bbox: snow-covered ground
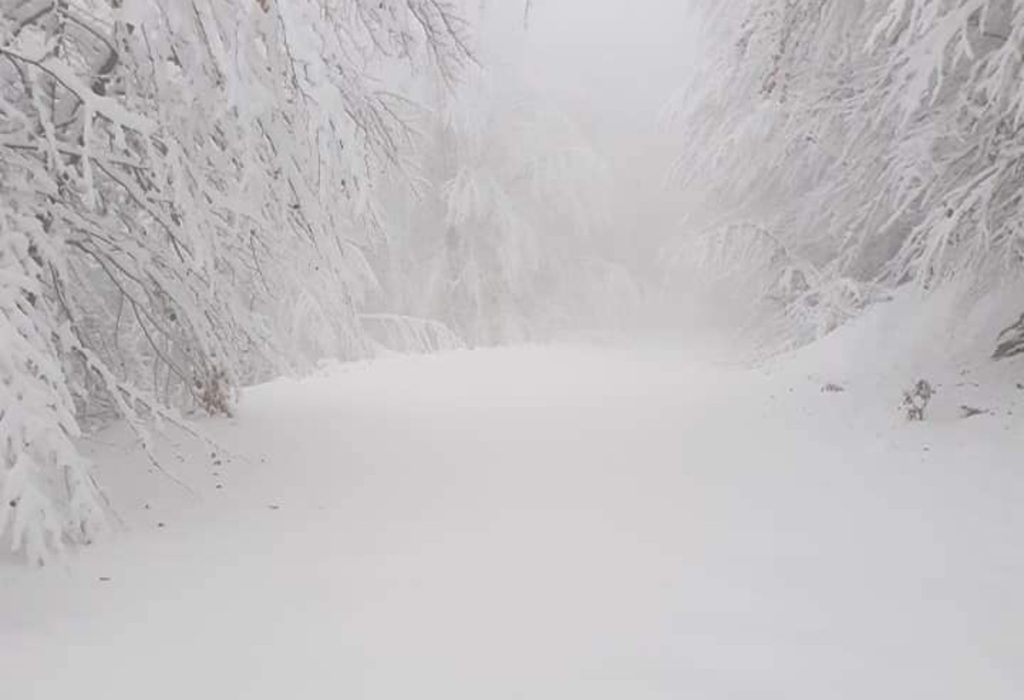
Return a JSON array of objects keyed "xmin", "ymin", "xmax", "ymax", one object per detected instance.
[{"xmin": 3, "ymin": 320, "xmax": 1023, "ymax": 698}]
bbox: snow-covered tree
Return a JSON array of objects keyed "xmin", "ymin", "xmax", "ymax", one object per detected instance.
[
  {"xmin": 668, "ymin": 0, "xmax": 1024, "ymax": 352},
  {"xmin": 0, "ymin": 0, "xmax": 469, "ymax": 559}
]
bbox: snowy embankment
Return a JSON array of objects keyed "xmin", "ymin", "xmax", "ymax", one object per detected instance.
[{"xmin": 2, "ymin": 303, "xmax": 1023, "ymax": 699}]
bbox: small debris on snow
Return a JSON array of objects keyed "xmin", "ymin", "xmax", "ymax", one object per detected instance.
[
  {"xmin": 821, "ymin": 382, "xmax": 845, "ymax": 393},
  {"xmin": 959, "ymin": 405, "xmax": 987, "ymax": 419},
  {"xmin": 902, "ymin": 379, "xmax": 935, "ymax": 421}
]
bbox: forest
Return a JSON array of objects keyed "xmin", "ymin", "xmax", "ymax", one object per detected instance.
[{"xmin": 2, "ymin": 2, "xmax": 1023, "ymax": 697}]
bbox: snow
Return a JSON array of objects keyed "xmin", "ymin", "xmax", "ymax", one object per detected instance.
[{"xmin": 2, "ymin": 332, "xmax": 1023, "ymax": 699}]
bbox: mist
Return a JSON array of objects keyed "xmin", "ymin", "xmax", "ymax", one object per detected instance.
[
  {"xmin": 475, "ymin": 0, "xmax": 706, "ymax": 294},
  {"xmin": 3, "ymin": 2, "xmax": 1023, "ymax": 698}
]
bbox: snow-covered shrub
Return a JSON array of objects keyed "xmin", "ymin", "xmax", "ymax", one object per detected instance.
[
  {"xmin": 359, "ymin": 313, "xmax": 465, "ymax": 355},
  {"xmin": 661, "ymin": 222, "xmax": 889, "ymax": 349}
]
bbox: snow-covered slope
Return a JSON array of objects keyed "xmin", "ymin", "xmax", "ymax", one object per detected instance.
[{"xmin": 2, "ymin": 338, "xmax": 1022, "ymax": 699}]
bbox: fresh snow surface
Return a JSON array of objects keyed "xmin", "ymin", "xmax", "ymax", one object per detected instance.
[{"xmin": 2, "ymin": 339, "xmax": 1023, "ymax": 700}]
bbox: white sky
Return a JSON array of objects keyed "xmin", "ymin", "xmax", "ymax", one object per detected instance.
[{"xmin": 480, "ymin": 0, "xmax": 704, "ymax": 133}]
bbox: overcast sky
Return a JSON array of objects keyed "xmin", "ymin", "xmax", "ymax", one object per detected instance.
[{"xmin": 478, "ymin": 0, "xmax": 703, "ymax": 135}]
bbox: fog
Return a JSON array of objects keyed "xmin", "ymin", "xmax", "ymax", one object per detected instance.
[
  {"xmin": 5, "ymin": 3, "xmax": 1024, "ymax": 699},
  {"xmin": 508, "ymin": 2, "xmax": 702, "ymax": 128},
  {"xmin": 379, "ymin": 0, "xmax": 713, "ymax": 339},
  {"xmin": 479, "ymin": 0, "xmax": 705, "ymax": 261}
]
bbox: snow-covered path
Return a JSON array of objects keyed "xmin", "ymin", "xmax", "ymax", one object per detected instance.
[{"xmin": 3, "ymin": 345, "xmax": 1023, "ymax": 699}]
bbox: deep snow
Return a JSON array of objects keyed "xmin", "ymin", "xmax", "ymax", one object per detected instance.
[{"xmin": 2, "ymin": 331, "xmax": 1023, "ymax": 699}]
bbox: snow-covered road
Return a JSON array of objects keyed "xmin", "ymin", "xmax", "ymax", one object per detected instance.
[{"xmin": 3, "ymin": 344, "xmax": 1023, "ymax": 699}]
